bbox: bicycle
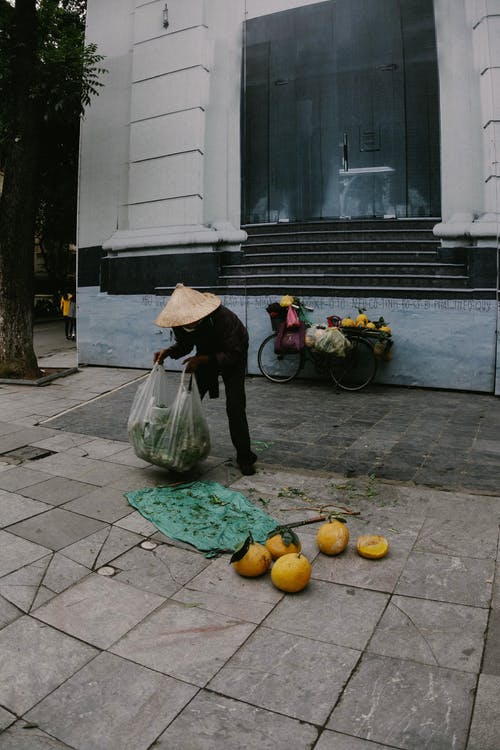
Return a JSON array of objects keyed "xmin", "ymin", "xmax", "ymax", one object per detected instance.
[{"xmin": 258, "ymin": 305, "xmax": 382, "ymax": 391}]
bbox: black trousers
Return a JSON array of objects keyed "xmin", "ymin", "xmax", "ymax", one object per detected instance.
[{"xmin": 197, "ymin": 364, "xmax": 252, "ymax": 462}]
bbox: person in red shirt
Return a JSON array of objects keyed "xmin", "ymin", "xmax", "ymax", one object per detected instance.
[{"xmin": 154, "ymin": 283, "xmax": 257, "ymax": 475}]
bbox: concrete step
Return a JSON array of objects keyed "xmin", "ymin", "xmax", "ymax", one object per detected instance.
[
  {"xmin": 242, "ymin": 218, "xmax": 439, "ymax": 235},
  {"xmin": 223, "ymin": 262, "xmax": 466, "ymax": 277},
  {"xmin": 244, "ymin": 232, "xmax": 439, "ymax": 246},
  {"xmin": 219, "ymin": 273, "xmax": 469, "ymax": 289}
]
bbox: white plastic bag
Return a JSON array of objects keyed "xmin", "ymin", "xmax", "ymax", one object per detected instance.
[
  {"xmin": 127, "ymin": 364, "xmax": 211, "ymax": 472},
  {"xmin": 313, "ymin": 327, "xmax": 352, "ymax": 357},
  {"xmin": 127, "ymin": 364, "xmax": 171, "ymax": 462},
  {"xmin": 305, "ymin": 324, "xmax": 327, "ymax": 348}
]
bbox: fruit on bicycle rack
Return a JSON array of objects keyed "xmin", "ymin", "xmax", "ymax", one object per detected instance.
[
  {"xmin": 339, "ymin": 311, "xmax": 392, "ymax": 335},
  {"xmin": 271, "ymin": 552, "xmax": 312, "ymax": 593},
  {"xmin": 317, "ymin": 518, "xmax": 350, "ymax": 555},
  {"xmin": 231, "ymin": 533, "xmax": 272, "ymax": 577},
  {"xmin": 356, "ymin": 312, "xmax": 369, "ymax": 327},
  {"xmin": 265, "ymin": 527, "xmax": 302, "ymax": 560},
  {"xmin": 356, "ymin": 534, "xmax": 389, "ymax": 559}
]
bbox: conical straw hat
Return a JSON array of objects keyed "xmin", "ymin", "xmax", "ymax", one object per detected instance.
[{"xmin": 154, "ymin": 283, "xmax": 221, "ymax": 327}]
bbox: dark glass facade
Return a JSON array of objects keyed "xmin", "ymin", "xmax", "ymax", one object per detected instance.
[{"xmin": 242, "ymin": 0, "xmax": 440, "ymax": 223}]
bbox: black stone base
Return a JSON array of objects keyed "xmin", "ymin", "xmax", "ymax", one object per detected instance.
[
  {"xmin": 78, "ymin": 247, "xmax": 222, "ymax": 294},
  {"xmin": 466, "ymin": 246, "xmax": 498, "ymax": 290}
]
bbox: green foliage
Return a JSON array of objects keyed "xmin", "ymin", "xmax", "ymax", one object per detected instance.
[{"xmin": 0, "ymin": 0, "xmax": 106, "ymax": 293}]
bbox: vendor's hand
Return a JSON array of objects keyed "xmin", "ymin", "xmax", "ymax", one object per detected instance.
[
  {"xmin": 154, "ymin": 348, "xmax": 171, "ymax": 365},
  {"xmin": 183, "ymin": 355, "xmax": 209, "ymax": 372}
]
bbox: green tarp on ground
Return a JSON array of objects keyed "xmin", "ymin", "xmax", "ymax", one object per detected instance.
[{"xmin": 125, "ymin": 480, "xmax": 280, "ymax": 557}]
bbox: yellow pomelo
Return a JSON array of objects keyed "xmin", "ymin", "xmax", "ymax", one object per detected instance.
[
  {"xmin": 317, "ymin": 520, "xmax": 349, "ymax": 555},
  {"xmin": 356, "ymin": 534, "xmax": 389, "ymax": 559},
  {"xmin": 271, "ymin": 553, "xmax": 312, "ymax": 593}
]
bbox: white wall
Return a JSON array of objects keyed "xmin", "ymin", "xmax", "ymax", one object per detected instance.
[
  {"xmin": 434, "ymin": 0, "xmax": 484, "ymax": 221},
  {"xmin": 78, "ymin": 0, "xmax": 134, "ymax": 249},
  {"xmin": 76, "ymin": 288, "xmax": 498, "ymax": 393},
  {"xmin": 203, "ymin": 0, "xmax": 246, "ymax": 228}
]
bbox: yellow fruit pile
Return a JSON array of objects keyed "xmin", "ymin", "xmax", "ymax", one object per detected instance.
[
  {"xmin": 230, "ymin": 521, "xmax": 390, "ymax": 594},
  {"xmin": 340, "ymin": 310, "xmax": 392, "ymax": 334},
  {"xmin": 315, "ymin": 520, "xmax": 389, "ymax": 559},
  {"xmin": 231, "ymin": 530, "xmax": 312, "ymax": 593}
]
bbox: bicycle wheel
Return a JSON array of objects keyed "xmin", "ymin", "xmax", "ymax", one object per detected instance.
[
  {"xmin": 258, "ymin": 334, "xmax": 302, "ymax": 383},
  {"xmin": 329, "ymin": 336, "xmax": 377, "ymax": 391}
]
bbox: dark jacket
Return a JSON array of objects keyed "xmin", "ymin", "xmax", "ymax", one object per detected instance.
[{"xmin": 168, "ymin": 305, "xmax": 249, "ymax": 397}]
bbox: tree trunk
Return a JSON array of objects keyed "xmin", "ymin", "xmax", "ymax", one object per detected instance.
[{"xmin": 0, "ymin": 0, "xmax": 42, "ymax": 379}]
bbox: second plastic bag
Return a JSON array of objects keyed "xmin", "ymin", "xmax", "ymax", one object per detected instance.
[
  {"xmin": 127, "ymin": 364, "xmax": 171, "ymax": 463},
  {"xmin": 127, "ymin": 364, "xmax": 211, "ymax": 472},
  {"xmin": 313, "ymin": 327, "xmax": 352, "ymax": 357}
]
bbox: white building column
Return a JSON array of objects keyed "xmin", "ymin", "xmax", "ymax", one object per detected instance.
[
  {"xmin": 102, "ymin": 0, "xmax": 246, "ymax": 271},
  {"xmin": 434, "ymin": 0, "xmax": 499, "ymax": 247}
]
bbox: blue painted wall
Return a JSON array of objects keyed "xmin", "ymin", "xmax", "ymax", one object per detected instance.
[{"xmin": 77, "ymin": 288, "xmax": 499, "ymax": 393}]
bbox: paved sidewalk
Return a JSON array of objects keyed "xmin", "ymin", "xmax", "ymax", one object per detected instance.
[{"xmin": 0, "ymin": 346, "xmax": 498, "ymax": 750}]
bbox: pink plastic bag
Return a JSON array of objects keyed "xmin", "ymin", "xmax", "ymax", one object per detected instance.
[{"xmin": 286, "ymin": 305, "xmax": 300, "ymax": 329}]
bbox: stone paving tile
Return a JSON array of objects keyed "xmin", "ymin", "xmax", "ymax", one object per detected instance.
[
  {"xmin": 0, "ymin": 722, "xmax": 75, "ymax": 749},
  {"xmin": 0, "ymin": 615, "xmax": 97, "ymax": 715},
  {"xmin": 67, "ymin": 437, "xmax": 133, "ymax": 460},
  {"xmin": 104, "ymin": 445, "xmax": 153, "ymax": 468},
  {"xmin": 93, "ymin": 527, "xmax": 144, "ymax": 568},
  {"xmin": 0, "ymin": 491, "xmax": 51, "ymax": 527},
  {"xmin": 395, "ymin": 551, "xmax": 494, "ymax": 608},
  {"xmin": 58, "ymin": 527, "xmax": 110, "ymax": 568},
  {"xmin": 0, "ymin": 707, "xmax": 16, "ymax": 732},
  {"xmin": 482, "ymin": 609, "xmax": 500, "ymax": 676},
  {"xmin": 0, "ymin": 427, "xmax": 59, "ymax": 455},
  {"xmin": 184, "ymin": 554, "xmax": 283, "ymax": 605},
  {"xmin": 74, "ymin": 460, "xmax": 138, "ymax": 488},
  {"xmin": 413, "ymin": 515, "xmax": 499, "ymax": 558},
  {"xmin": 493, "ymin": 560, "xmax": 500, "ymax": 610},
  {"xmin": 312, "ymin": 513, "xmax": 424, "ymax": 593},
  {"xmin": 0, "ymin": 593, "xmax": 23, "ymax": 629},
  {"xmin": 111, "ymin": 598, "xmax": 256, "ymax": 686},
  {"xmin": 114, "ymin": 510, "xmax": 159, "ymax": 537},
  {"xmin": 33, "ymin": 573, "xmax": 164, "ymax": 648},
  {"xmin": 0, "ymin": 466, "xmax": 55, "ymax": 492},
  {"xmin": 153, "ymin": 690, "xmax": 319, "ymax": 749},
  {"xmin": 408, "ymin": 487, "xmax": 500, "ymax": 521},
  {"xmin": 0, "ymin": 530, "xmax": 51, "ymax": 578},
  {"xmin": 264, "ymin": 579, "xmax": 389, "ymax": 651},
  {"xmin": 19, "ymin": 475, "xmax": 98, "ymax": 505},
  {"xmin": 0, "ymin": 555, "xmax": 51, "ymax": 611},
  {"xmin": 208, "ymin": 625, "xmax": 360, "ymax": 725},
  {"xmin": 315, "ymin": 732, "xmax": 390, "ymax": 750},
  {"xmin": 7, "ymin": 507, "xmax": 107, "ymax": 551},
  {"xmin": 25, "ymin": 651, "xmax": 198, "ymax": 750},
  {"xmin": 108, "ymin": 465, "xmax": 176, "ymax": 491},
  {"xmin": 458, "ymin": 472, "xmax": 500, "ymax": 494},
  {"xmin": 61, "ymin": 486, "xmax": 132, "ymax": 523},
  {"xmin": 172, "ymin": 585, "xmax": 279, "ymax": 624},
  {"xmin": 31, "ymin": 431, "xmax": 96, "ymax": 452},
  {"xmin": 26, "ymin": 451, "xmax": 125, "ymax": 485},
  {"xmin": 0, "ymin": 421, "xmax": 25, "ymax": 436},
  {"xmin": 42, "ymin": 553, "xmax": 91, "ymax": 594},
  {"xmin": 467, "ymin": 673, "xmax": 500, "ymax": 750},
  {"xmin": 112, "ymin": 544, "xmax": 210, "ymax": 597},
  {"xmin": 328, "ymin": 652, "xmax": 476, "ymax": 750},
  {"xmin": 367, "ymin": 595, "xmax": 488, "ymax": 673}
]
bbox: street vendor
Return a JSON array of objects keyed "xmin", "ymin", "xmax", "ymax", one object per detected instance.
[{"xmin": 153, "ymin": 283, "xmax": 257, "ymax": 476}]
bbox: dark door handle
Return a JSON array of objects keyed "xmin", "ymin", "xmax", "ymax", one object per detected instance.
[{"xmin": 342, "ymin": 132, "xmax": 349, "ymax": 171}]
